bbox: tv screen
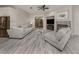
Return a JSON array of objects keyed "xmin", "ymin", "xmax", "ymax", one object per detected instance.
[{"xmin": 47, "ymin": 19, "xmax": 54, "ymax": 24}]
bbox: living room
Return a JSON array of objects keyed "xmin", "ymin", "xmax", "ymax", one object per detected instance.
[{"xmin": 0, "ymin": 5, "xmax": 79, "ymax": 54}]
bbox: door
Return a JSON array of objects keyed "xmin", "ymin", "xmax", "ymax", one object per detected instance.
[{"xmin": 0, "ymin": 16, "xmax": 10, "ymax": 37}]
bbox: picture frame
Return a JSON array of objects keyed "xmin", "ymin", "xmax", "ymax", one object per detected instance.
[{"xmin": 56, "ymin": 11, "xmax": 68, "ymax": 19}]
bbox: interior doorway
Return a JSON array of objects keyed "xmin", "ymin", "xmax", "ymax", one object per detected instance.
[
  {"xmin": 0, "ymin": 16, "xmax": 10, "ymax": 37},
  {"xmin": 35, "ymin": 16, "xmax": 43, "ymax": 28}
]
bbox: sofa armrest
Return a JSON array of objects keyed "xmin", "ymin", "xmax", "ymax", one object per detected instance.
[
  {"xmin": 44, "ymin": 30, "xmax": 71, "ymax": 51},
  {"xmin": 58, "ymin": 30, "xmax": 71, "ymax": 50}
]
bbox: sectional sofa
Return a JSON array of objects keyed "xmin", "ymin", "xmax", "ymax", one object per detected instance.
[{"xmin": 7, "ymin": 25, "xmax": 34, "ymax": 39}]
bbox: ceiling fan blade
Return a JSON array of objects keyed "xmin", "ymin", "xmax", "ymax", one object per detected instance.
[
  {"xmin": 43, "ymin": 5, "xmax": 45, "ymax": 8},
  {"xmin": 37, "ymin": 5, "xmax": 49, "ymax": 11},
  {"xmin": 45, "ymin": 7, "xmax": 49, "ymax": 9}
]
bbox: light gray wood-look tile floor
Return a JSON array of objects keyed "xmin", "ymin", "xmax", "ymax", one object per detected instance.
[{"xmin": 0, "ymin": 29, "xmax": 79, "ymax": 54}]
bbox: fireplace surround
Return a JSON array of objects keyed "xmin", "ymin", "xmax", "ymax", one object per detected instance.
[{"xmin": 46, "ymin": 16, "xmax": 54, "ymax": 30}]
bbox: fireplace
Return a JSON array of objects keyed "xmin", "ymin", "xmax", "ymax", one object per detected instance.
[{"xmin": 46, "ymin": 18, "xmax": 54, "ymax": 30}]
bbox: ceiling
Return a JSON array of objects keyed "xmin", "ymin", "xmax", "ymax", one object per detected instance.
[
  {"xmin": 0, "ymin": 5, "xmax": 65, "ymax": 15},
  {"xmin": 12, "ymin": 5, "xmax": 65, "ymax": 15}
]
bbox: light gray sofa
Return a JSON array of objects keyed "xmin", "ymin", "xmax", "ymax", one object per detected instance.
[
  {"xmin": 7, "ymin": 26, "xmax": 34, "ymax": 39},
  {"xmin": 44, "ymin": 27, "xmax": 71, "ymax": 51}
]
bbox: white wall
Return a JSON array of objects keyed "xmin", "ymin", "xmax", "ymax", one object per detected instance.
[
  {"xmin": 55, "ymin": 6, "xmax": 73, "ymax": 32},
  {"xmin": 55, "ymin": 6, "xmax": 72, "ymax": 21},
  {"xmin": 73, "ymin": 6, "xmax": 79, "ymax": 35},
  {"xmin": 9, "ymin": 7, "xmax": 31, "ymax": 27},
  {"xmin": 0, "ymin": 7, "xmax": 31, "ymax": 28},
  {"xmin": 47, "ymin": 11, "xmax": 55, "ymax": 16},
  {"xmin": 0, "ymin": 7, "xmax": 10, "ymax": 16}
]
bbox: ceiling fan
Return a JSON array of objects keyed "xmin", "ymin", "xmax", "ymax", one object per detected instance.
[{"xmin": 38, "ymin": 5, "xmax": 49, "ymax": 11}]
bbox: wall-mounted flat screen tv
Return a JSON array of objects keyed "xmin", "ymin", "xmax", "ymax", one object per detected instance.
[{"xmin": 47, "ymin": 19, "xmax": 54, "ymax": 24}]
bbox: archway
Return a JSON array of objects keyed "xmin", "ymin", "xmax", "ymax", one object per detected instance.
[{"xmin": 35, "ymin": 16, "xmax": 43, "ymax": 28}]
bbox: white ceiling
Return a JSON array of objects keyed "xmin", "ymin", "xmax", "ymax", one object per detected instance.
[
  {"xmin": 0, "ymin": 5, "xmax": 65, "ymax": 15},
  {"xmin": 12, "ymin": 5, "xmax": 65, "ymax": 15}
]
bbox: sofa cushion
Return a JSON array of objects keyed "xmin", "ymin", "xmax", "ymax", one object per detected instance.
[
  {"xmin": 44, "ymin": 32, "xmax": 58, "ymax": 44},
  {"xmin": 56, "ymin": 28, "xmax": 70, "ymax": 41}
]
